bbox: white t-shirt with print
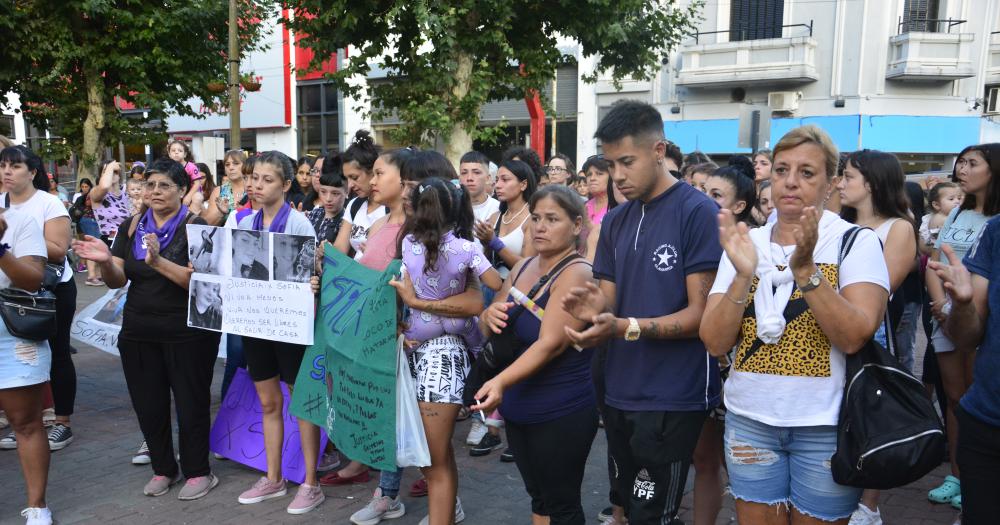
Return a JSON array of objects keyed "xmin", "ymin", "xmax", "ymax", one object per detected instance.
[
  {"xmin": 2, "ymin": 191, "xmax": 73, "ymax": 283},
  {"xmin": 710, "ymin": 212, "xmax": 889, "ymax": 427}
]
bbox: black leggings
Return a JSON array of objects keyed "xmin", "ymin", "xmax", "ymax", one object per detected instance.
[
  {"xmin": 505, "ymin": 405, "xmax": 599, "ymax": 525},
  {"xmin": 49, "ymin": 279, "xmax": 77, "ymax": 417},
  {"xmin": 956, "ymin": 405, "xmax": 1000, "ymax": 525}
]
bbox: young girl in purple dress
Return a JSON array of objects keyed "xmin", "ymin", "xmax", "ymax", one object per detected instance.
[{"xmin": 401, "ymin": 177, "xmax": 502, "ymax": 354}]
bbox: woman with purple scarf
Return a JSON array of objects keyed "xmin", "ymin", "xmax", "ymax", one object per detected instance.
[
  {"xmin": 232, "ymin": 151, "xmax": 324, "ymax": 516},
  {"xmin": 73, "ymin": 159, "xmax": 221, "ymax": 501}
]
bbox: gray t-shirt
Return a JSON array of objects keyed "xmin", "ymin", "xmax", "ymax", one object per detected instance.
[
  {"xmin": 935, "ymin": 207, "xmax": 990, "ymax": 263},
  {"xmin": 237, "ymin": 208, "xmax": 317, "ymax": 238}
]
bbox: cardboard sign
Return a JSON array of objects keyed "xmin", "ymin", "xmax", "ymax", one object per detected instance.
[
  {"xmin": 318, "ymin": 244, "xmax": 400, "ymax": 472},
  {"xmin": 187, "ymin": 224, "xmax": 316, "ymax": 345},
  {"xmin": 209, "ymin": 368, "xmax": 327, "ymax": 484}
]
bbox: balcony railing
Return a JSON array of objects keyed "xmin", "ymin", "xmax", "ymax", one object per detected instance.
[
  {"xmin": 897, "ymin": 17, "xmax": 967, "ymax": 35},
  {"xmin": 677, "ymin": 22, "xmax": 818, "ymax": 88},
  {"xmin": 692, "ymin": 21, "xmax": 814, "ymax": 45}
]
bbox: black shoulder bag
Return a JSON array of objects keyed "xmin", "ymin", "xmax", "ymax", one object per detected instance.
[
  {"xmin": 830, "ymin": 227, "xmax": 945, "ymax": 489},
  {"xmin": 462, "ymin": 253, "xmax": 583, "ymax": 406},
  {"xmin": 0, "ymin": 196, "xmax": 59, "ymax": 340}
]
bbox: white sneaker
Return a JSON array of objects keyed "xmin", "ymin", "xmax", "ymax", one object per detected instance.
[
  {"xmin": 848, "ymin": 503, "xmax": 882, "ymax": 525},
  {"xmin": 132, "ymin": 440, "xmax": 151, "ymax": 465},
  {"xmin": 21, "ymin": 507, "xmax": 52, "ymax": 525},
  {"xmin": 466, "ymin": 418, "xmax": 487, "ymax": 445},
  {"xmin": 350, "ymin": 488, "xmax": 405, "ymax": 525},
  {"xmin": 0, "ymin": 430, "xmax": 17, "ymax": 450},
  {"xmin": 418, "ymin": 497, "xmax": 465, "ymax": 525}
]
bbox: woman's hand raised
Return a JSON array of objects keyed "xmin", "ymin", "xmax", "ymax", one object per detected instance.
[
  {"xmin": 790, "ymin": 206, "xmax": 821, "ymax": 281},
  {"xmin": 719, "ymin": 210, "xmax": 757, "ymax": 278},
  {"xmin": 72, "ymin": 236, "xmax": 112, "ymax": 263}
]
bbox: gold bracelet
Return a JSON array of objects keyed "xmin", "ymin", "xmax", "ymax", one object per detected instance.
[{"xmin": 724, "ymin": 292, "xmax": 747, "ymax": 305}]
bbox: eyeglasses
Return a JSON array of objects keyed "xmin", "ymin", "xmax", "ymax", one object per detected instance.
[
  {"xmin": 309, "ymin": 168, "xmax": 320, "ymax": 175},
  {"xmin": 144, "ymin": 181, "xmax": 178, "ymax": 192},
  {"xmin": 546, "ymin": 166, "xmax": 568, "ymax": 174}
]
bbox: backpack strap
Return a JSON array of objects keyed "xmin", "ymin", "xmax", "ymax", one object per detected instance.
[
  {"xmin": 349, "ymin": 197, "xmax": 365, "ymax": 220},
  {"xmin": 838, "ymin": 226, "xmax": 896, "ymax": 357}
]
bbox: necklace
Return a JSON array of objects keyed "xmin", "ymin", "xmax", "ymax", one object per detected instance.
[{"xmin": 501, "ymin": 202, "xmax": 528, "ymax": 225}]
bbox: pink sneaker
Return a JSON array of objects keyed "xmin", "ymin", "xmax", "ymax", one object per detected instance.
[
  {"xmin": 238, "ymin": 476, "xmax": 287, "ymax": 504},
  {"xmin": 287, "ymin": 483, "xmax": 325, "ymax": 515}
]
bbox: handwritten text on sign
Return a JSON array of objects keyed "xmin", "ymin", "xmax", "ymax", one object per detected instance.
[
  {"xmin": 221, "ymin": 280, "xmax": 314, "ymax": 345},
  {"xmin": 209, "ymin": 368, "xmax": 327, "ymax": 484},
  {"xmin": 320, "ymin": 245, "xmax": 400, "ymax": 472}
]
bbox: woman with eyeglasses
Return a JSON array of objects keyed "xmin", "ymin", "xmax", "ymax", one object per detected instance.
[
  {"xmin": 546, "ymin": 153, "xmax": 575, "ymax": 186},
  {"xmin": 88, "ymin": 160, "xmax": 132, "ymax": 274},
  {"xmin": 74, "ymin": 158, "xmax": 222, "ymax": 501}
]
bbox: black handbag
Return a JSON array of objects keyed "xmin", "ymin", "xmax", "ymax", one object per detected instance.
[
  {"xmin": 462, "ymin": 253, "xmax": 582, "ymax": 406},
  {"xmin": 0, "ymin": 288, "xmax": 57, "ymax": 341},
  {"xmin": 830, "ymin": 227, "xmax": 945, "ymax": 489}
]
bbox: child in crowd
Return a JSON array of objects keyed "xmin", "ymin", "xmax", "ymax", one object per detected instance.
[
  {"xmin": 919, "ymin": 181, "xmax": 962, "ymax": 255},
  {"xmin": 126, "ymin": 178, "xmax": 144, "ymax": 216},
  {"xmin": 398, "ymin": 177, "xmax": 503, "ymax": 355}
]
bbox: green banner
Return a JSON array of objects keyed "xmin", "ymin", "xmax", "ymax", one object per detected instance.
[
  {"xmin": 316, "ymin": 244, "xmax": 400, "ymax": 472},
  {"xmin": 288, "ymin": 334, "xmax": 329, "ymax": 427}
]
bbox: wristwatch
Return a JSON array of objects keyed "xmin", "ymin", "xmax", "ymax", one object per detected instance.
[
  {"xmin": 799, "ymin": 267, "xmax": 824, "ymax": 293},
  {"xmin": 624, "ymin": 317, "xmax": 641, "ymax": 341}
]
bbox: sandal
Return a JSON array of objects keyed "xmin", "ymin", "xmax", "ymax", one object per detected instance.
[
  {"xmin": 928, "ymin": 475, "xmax": 961, "ymax": 503},
  {"xmin": 84, "ymin": 278, "xmax": 105, "ymax": 287},
  {"xmin": 455, "ymin": 407, "xmax": 471, "ymax": 422},
  {"xmin": 409, "ymin": 478, "xmax": 428, "ymax": 497}
]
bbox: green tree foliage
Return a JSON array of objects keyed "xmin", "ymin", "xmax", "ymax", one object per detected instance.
[
  {"xmin": 0, "ymin": 0, "xmax": 273, "ymax": 179},
  {"xmin": 284, "ymin": 0, "xmax": 701, "ymax": 162}
]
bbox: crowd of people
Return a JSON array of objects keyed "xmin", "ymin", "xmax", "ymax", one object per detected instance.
[{"xmin": 0, "ymin": 99, "xmax": 998, "ymax": 525}]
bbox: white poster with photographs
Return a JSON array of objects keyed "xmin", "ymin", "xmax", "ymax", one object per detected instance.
[{"xmin": 187, "ymin": 225, "xmax": 316, "ymax": 345}]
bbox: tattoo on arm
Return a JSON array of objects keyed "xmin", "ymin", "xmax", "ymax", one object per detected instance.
[
  {"xmin": 644, "ymin": 320, "xmax": 683, "ymax": 339},
  {"xmin": 699, "ymin": 272, "xmax": 715, "ymax": 299}
]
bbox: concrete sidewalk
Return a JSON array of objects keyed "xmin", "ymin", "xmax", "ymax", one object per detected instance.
[{"xmin": 0, "ymin": 277, "xmax": 961, "ymax": 524}]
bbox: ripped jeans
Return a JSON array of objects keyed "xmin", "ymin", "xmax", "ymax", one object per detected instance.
[{"xmin": 724, "ymin": 412, "xmax": 861, "ymax": 522}]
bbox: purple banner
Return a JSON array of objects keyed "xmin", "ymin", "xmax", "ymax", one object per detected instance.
[{"xmin": 209, "ymin": 368, "xmax": 327, "ymax": 484}]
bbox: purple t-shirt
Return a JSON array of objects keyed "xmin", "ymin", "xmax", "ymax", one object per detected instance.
[{"xmin": 402, "ymin": 231, "xmax": 492, "ymax": 349}]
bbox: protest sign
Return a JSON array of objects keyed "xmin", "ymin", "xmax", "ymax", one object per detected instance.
[
  {"xmin": 209, "ymin": 368, "xmax": 327, "ymax": 484},
  {"xmin": 288, "ymin": 331, "xmax": 330, "ymax": 427},
  {"xmin": 319, "ymin": 244, "xmax": 400, "ymax": 472},
  {"xmin": 71, "ymin": 284, "xmax": 228, "ymax": 357},
  {"xmin": 70, "ymin": 285, "xmax": 129, "ymax": 356},
  {"xmin": 187, "ymin": 224, "xmax": 316, "ymax": 345}
]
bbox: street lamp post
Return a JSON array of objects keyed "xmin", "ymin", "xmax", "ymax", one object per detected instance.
[{"xmin": 228, "ymin": 0, "xmax": 241, "ymax": 151}]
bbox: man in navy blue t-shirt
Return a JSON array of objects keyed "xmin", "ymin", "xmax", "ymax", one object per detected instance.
[
  {"xmin": 930, "ymin": 215, "xmax": 1000, "ymax": 523},
  {"xmin": 564, "ymin": 101, "xmax": 721, "ymax": 524}
]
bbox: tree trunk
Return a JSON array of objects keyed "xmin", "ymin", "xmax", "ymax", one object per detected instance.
[
  {"xmin": 79, "ymin": 69, "xmax": 105, "ymax": 183},
  {"xmin": 443, "ymin": 50, "xmax": 475, "ymax": 167}
]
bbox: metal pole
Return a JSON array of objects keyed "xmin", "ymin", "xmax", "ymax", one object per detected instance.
[
  {"xmin": 228, "ymin": 0, "xmax": 241, "ymax": 151},
  {"xmin": 550, "ymin": 77, "xmax": 557, "ymax": 159},
  {"xmin": 749, "ymin": 110, "xmax": 760, "ymax": 154},
  {"xmin": 337, "ymin": 48, "xmax": 346, "ymax": 153}
]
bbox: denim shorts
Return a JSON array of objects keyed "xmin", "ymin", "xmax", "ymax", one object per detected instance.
[
  {"xmin": 78, "ymin": 216, "xmax": 101, "ymax": 238},
  {"xmin": 724, "ymin": 412, "xmax": 861, "ymax": 522}
]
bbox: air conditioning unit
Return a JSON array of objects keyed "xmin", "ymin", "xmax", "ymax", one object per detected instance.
[
  {"xmin": 986, "ymin": 87, "xmax": 1000, "ymax": 115},
  {"xmin": 768, "ymin": 91, "xmax": 801, "ymax": 113}
]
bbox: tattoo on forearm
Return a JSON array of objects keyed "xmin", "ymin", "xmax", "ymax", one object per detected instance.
[
  {"xmin": 699, "ymin": 273, "xmax": 715, "ymax": 299},
  {"xmin": 645, "ymin": 320, "xmax": 683, "ymax": 338}
]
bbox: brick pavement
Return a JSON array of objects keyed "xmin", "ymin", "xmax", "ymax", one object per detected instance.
[{"xmin": 0, "ymin": 277, "xmax": 963, "ymax": 524}]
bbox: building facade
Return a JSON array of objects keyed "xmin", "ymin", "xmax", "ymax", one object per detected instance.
[{"xmin": 581, "ymin": 0, "xmax": 1000, "ymax": 172}]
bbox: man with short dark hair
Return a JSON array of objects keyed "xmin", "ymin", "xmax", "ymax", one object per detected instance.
[
  {"xmin": 459, "ymin": 151, "xmax": 500, "ymax": 222},
  {"xmin": 563, "ymin": 100, "xmax": 722, "ymax": 524}
]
